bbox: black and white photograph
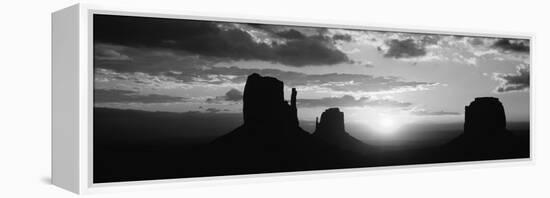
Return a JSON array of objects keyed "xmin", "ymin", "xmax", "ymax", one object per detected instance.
[{"xmin": 92, "ymin": 14, "xmax": 530, "ymax": 183}]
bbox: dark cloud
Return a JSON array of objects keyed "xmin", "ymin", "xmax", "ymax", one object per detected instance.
[
  {"xmin": 411, "ymin": 109, "xmax": 460, "ymax": 116},
  {"xmin": 94, "ymin": 14, "xmax": 349, "ymax": 67},
  {"xmin": 94, "ymin": 45, "xmax": 130, "ymax": 61},
  {"xmin": 94, "ymin": 89, "xmax": 186, "ymax": 104},
  {"xmin": 225, "ymin": 88, "xmax": 243, "ymax": 101},
  {"xmin": 94, "ymin": 44, "xmax": 219, "ymax": 74},
  {"xmin": 492, "ymin": 39, "xmax": 530, "ymax": 53},
  {"xmin": 383, "ymin": 39, "xmax": 427, "ymax": 59},
  {"xmin": 378, "ymin": 35, "xmax": 441, "ymax": 60},
  {"xmin": 494, "ymin": 64, "xmax": 530, "ymax": 93},
  {"xmin": 249, "ymin": 24, "xmax": 327, "ymax": 38},
  {"xmin": 206, "ymin": 88, "xmax": 243, "ymax": 103},
  {"xmin": 297, "ymin": 95, "xmax": 412, "ymax": 108},
  {"xmin": 205, "ymin": 108, "xmax": 222, "ymax": 113},
  {"xmin": 420, "ymin": 35, "xmax": 440, "ymax": 46},
  {"xmin": 275, "ymin": 29, "xmax": 307, "ymax": 40},
  {"xmin": 332, "ymin": 34, "xmax": 352, "ymax": 42},
  {"xmin": 272, "ymin": 39, "xmax": 349, "ymax": 66},
  {"xmin": 468, "ymin": 38, "xmax": 484, "ymax": 46}
]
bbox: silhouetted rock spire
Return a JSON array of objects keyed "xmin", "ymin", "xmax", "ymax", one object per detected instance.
[
  {"xmin": 315, "ymin": 117, "xmax": 319, "ymax": 129},
  {"xmin": 290, "ymin": 88, "xmax": 298, "ymax": 127},
  {"xmin": 464, "ymin": 97, "xmax": 506, "ymax": 136}
]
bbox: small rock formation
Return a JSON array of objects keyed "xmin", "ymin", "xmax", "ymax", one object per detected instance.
[
  {"xmin": 464, "ymin": 97, "xmax": 506, "ymax": 137},
  {"xmin": 314, "ymin": 108, "xmax": 345, "ymax": 135},
  {"xmin": 313, "ymin": 108, "xmax": 369, "ymax": 153}
]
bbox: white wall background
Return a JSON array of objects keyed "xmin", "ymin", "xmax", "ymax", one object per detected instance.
[{"xmin": 0, "ymin": 0, "xmax": 548, "ymax": 197}]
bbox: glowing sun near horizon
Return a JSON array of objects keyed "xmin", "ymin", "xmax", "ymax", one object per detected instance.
[{"xmin": 376, "ymin": 116, "xmax": 401, "ymax": 134}]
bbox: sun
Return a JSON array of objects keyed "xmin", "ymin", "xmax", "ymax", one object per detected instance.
[
  {"xmin": 380, "ymin": 117, "xmax": 394, "ymax": 128},
  {"xmin": 376, "ymin": 116, "xmax": 400, "ymax": 134}
]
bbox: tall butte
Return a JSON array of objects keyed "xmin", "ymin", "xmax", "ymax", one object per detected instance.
[
  {"xmin": 444, "ymin": 97, "xmax": 525, "ymax": 160},
  {"xmin": 464, "ymin": 97, "xmax": 506, "ymax": 136},
  {"xmin": 242, "ymin": 73, "xmax": 299, "ymax": 133},
  {"xmin": 209, "ymin": 73, "xmax": 330, "ymax": 171},
  {"xmin": 213, "ymin": 73, "xmax": 303, "ymax": 147}
]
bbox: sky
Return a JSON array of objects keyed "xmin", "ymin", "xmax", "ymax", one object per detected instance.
[{"xmin": 93, "ymin": 14, "xmax": 530, "ymax": 137}]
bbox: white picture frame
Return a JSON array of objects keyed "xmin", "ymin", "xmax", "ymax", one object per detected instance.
[{"xmin": 52, "ymin": 3, "xmax": 533, "ymax": 194}]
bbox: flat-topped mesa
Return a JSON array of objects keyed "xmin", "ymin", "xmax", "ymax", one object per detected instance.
[
  {"xmin": 315, "ymin": 108, "xmax": 346, "ymax": 135},
  {"xmin": 243, "ymin": 73, "xmax": 284, "ymax": 126},
  {"xmin": 242, "ymin": 73, "xmax": 299, "ymax": 129},
  {"xmin": 464, "ymin": 97, "xmax": 506, "ymax": 136}
]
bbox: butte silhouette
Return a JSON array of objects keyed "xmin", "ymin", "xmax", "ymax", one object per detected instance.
[
  {"xmin": 209, "ymin": 73, "xmax": 368, "ymax": 173},
  {"xmin": 92, "ymin": 73, "xmax": 529, "ymax": 183},
  {"xmin": 209, "ymin": 74, "xmax": 528, "ymax": 170},
  {"xmin": 313, "ymin": 108, "xmax": 371, "ymax": 153},
  {"xmin": 443, "ymin": 97, "xmax": 529, "ymax": 161}
]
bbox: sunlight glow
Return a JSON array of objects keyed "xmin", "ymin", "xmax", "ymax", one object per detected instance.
[{"xmin": 375, "ymin": 116, "xmax": 400, "ymax": 135}]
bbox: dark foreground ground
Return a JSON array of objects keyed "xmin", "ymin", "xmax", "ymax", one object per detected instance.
[{"xmin": 93, "ymin": 108, "xmax": 529, "ymax": 183}]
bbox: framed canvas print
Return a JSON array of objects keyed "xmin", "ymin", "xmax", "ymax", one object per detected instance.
[{"xmin": 52, "ymin": 4, "xmax": 532, "ymax": 194}]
